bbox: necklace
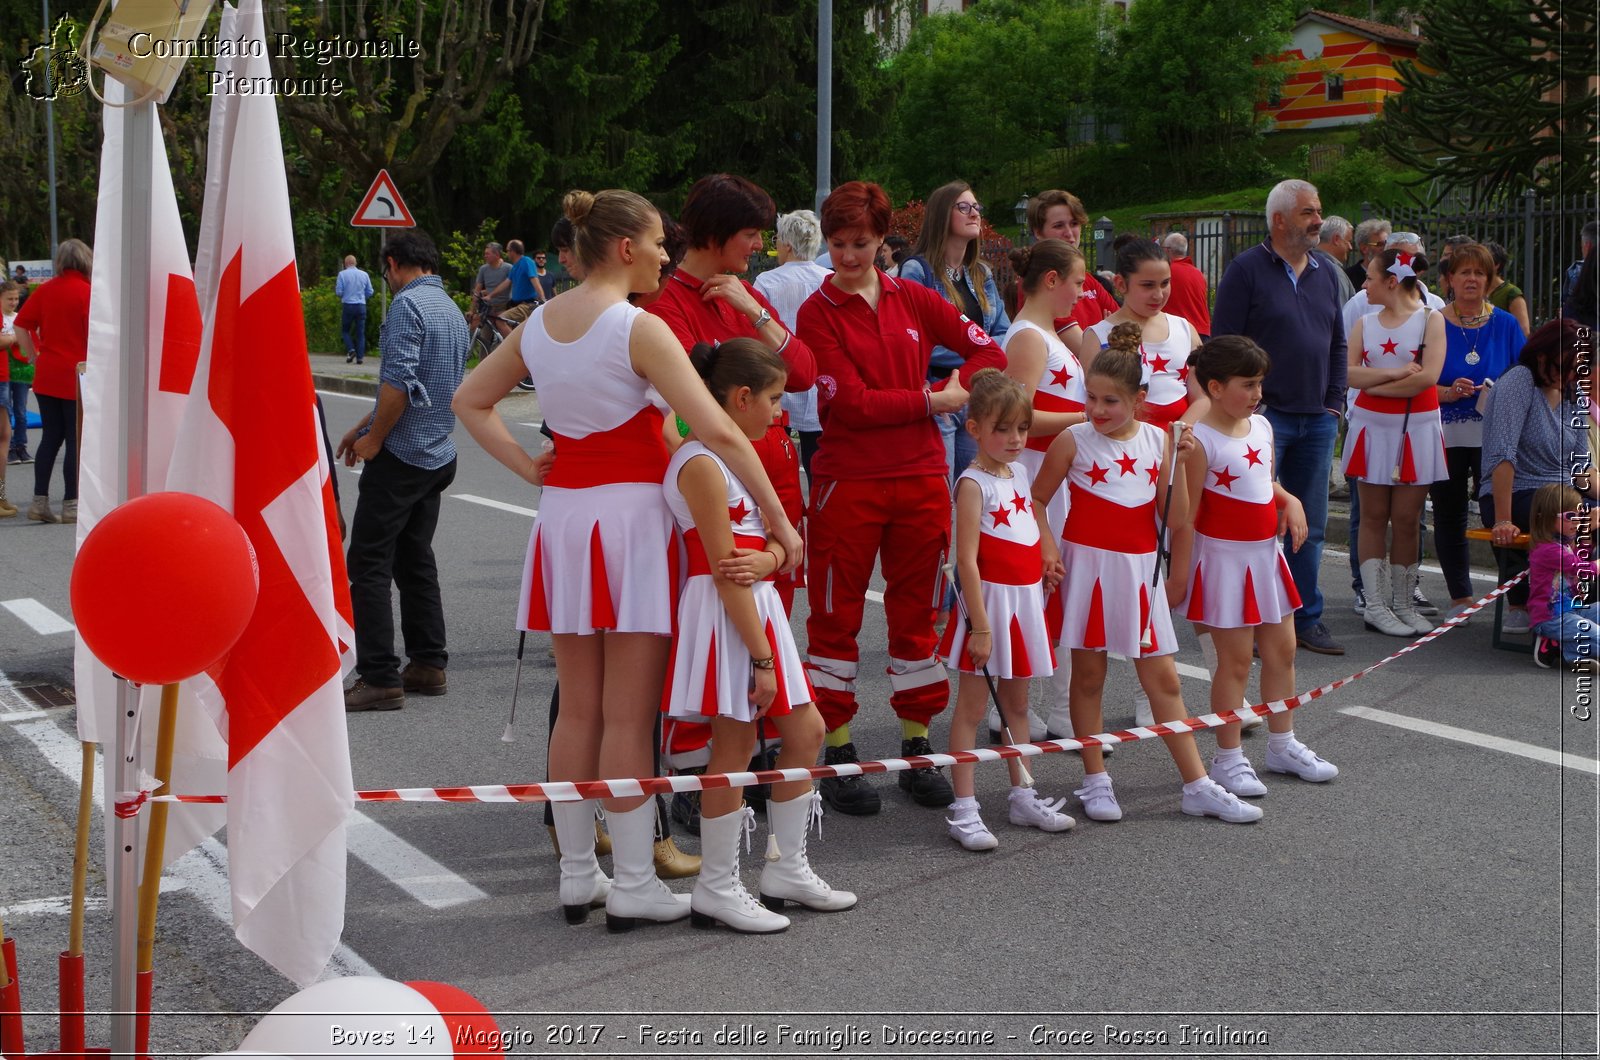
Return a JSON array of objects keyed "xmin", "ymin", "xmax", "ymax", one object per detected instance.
[
  {"xmin": 1449, "ymin": 316, "xmax": 1483, "ymax": 366},
  {"xmin": 1454, "ymin": 303, "xmax": 1491, "ymax": 328},
  {"xmin": 973, "ymin": 460, "xmax": 1012, "ymax": 478}
]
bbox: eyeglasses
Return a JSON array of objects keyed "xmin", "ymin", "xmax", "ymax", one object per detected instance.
[
  {"xmin": 1560, "ymin": 510, "xmax": 1584, "ymax": 520},
  {"xmin": 954, "ymin": 202, "xmax": 984, "ymax": 217}
]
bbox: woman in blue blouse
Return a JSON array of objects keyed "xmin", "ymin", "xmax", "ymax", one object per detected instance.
[
  {"xmin": 898, "ymin": 180, "xmax": 1011, "ymax": 484},
  {"xmin": 1480, "ymin": 317, "xmax": 1592, "ymax": 632},
  {"xmin": 1432, "ymin": 244, "xmax": 1525, "ymax": 620}
]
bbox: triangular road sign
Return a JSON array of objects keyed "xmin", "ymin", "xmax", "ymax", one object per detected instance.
[{"xmin": 351, "ymin": 169, "xmax": 416, "ymax": 228}]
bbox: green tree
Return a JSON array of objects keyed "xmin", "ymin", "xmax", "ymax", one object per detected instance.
[
  {"xmin": 882, "ymin": 0, "xmax": 1102, "ymax": 201},
  {"xmin": 1102, "ymin": 0, "xmax": 1293, "ymax": 188},
  {"xmin": 1374, "ymin": 0, "xmax": 1597, "ymax": 203}
]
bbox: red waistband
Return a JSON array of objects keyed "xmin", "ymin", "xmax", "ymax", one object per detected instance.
[
  {"xmin": 1196, "ymin": 490, "xmax": 1279, "ymax": 541},
  {"xmin": 1026, "ymin": 393, "xmax": 1084, "ymax": 451},
  {"xmin": 545, "ymin": 407, "xmax": 669, "ymax": 487},
  {"xmin": 685, "ymin": 529, "xmax": 772, "ymax": 579},
  {"xmin": 1354, "ymin": 391, "xmax": 1440, "ymax": 415},
  {"xmin": 977, "ymin": 534, "xmax": 1043, "ymax": 585},
  {"xmin": 1138, "ymin": 396, "xmax": 1188, "ymax": 429},
  {"xmin": 1063, "ymin": 486, "xmax": 1157, "ymax": 553}
]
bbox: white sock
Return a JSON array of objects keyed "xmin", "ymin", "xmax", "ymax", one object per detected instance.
[
  {"xmin": 1008, "ymin": 785, "xmax": 1035, "ymax": 800},
  {"xmin": 1079, "ymin": 771, "xmax": 1112, "ymax": 790},
  {"xmin": 1267, "ymin": 729, "xmax": 1296, "ymax": 753},
  {"xmin": 950, "ymin": 795, "xmax": 979, "ymax": 814},
  {"xmin": 1214, "ymin": 745, "xmax": 1247, "ymax": 766},
  {"xmin": 1182, "ymin": 776, "xmax": 1213, "ymax": 796}
]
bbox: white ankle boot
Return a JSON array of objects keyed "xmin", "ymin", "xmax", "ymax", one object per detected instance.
[
  {"xmin": 1390, "ymin": 563, "xmax": 1434, "ymax": 635},
  {"xmin": 759, "ymin": 791, "xmax": 856, "ymax": 912},
  {"xmin": 691, "ymin": 806, "xmax": 790, "ymax": 933},
  {"xmin": 1359, "ymin": 558, "xmax": 1411, "ymax": 637},
  {"xmin": 551, "ymin": 802, "xmax": 610, "ymax": 924},
  {"xmin": 602, "ymin": 801, "xmax": 690, "ymax": 932},
  {"xmin": 1199, "ymin": 632, "xmax": 1259, "ymax": 728}
]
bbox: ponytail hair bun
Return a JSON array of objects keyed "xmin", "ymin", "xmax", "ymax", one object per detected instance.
[
  {"xmin": 1091, "ymin": 323, "xmax": 1146, "ymax": 395},
  {"xmin": 688, "ymin": 337, "xmax": 787, "ymax": 406},
  {"xmin": 1012, "ymin": 238, "xmax": 1084, "ymax": 296},
  {"xmin": 688, "ymin": 340, "xmax": 719, "ymax": 382},
  {"xmin": 1106, "ymin": 321, "xmax": 1143, "ymax": 355},
  {"xmin": 966, "ymin": 367, "xmax": 1030, "ymax": 427},
  {"xmin": 1008, "ymin": 245, "xmax": 1032, "ymax": 276},
  {"xmin": 562, "ymin": 189, "xmax": 596, "ymax": 227}
]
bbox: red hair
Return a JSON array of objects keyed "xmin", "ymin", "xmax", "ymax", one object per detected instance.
[{"xmin": 820, "ymin": 181, "xmax": 891, "ymax": 240}]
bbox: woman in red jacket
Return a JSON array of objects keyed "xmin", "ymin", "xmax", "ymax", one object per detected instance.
[
  {"xmin": 796, "ymin": 181, "xmax": 1006, "ymax": 817},
  {"xmin": 13, "ymin": 239, "xmax": 92, "ymax": 524}
]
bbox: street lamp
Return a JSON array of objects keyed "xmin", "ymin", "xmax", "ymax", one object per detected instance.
[{"xmin": 1014, "ymin": 195, "xmax": 1030, "ymax": 245}]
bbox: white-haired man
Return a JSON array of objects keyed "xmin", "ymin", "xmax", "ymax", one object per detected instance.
[
  {"xmin": 1316, "ymin": 216, "xmax": 1357, "ymax": 306},
  {"xmin": 754, "ymin": 209, "xmax": 831, "ymax": 477},
  {"xmin": 1212, "ymin": 179, "xmax": 1348, "ymax": 656},
  {"xmin": 1162, "ymin": 231, "xmax": 1212, "ymax": 338},
  {"xmin": 1347, "ymin": 217, "xmax": 1392, "ymax": 290}
]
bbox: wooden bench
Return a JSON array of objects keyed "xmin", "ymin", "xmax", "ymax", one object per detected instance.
[{"xmin": 1465, "ymin": 527, "xmax": 1532, "ymax": 653}]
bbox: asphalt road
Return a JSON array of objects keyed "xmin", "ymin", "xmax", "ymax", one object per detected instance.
[{"xmin": 0, "ymin": 383, "xmax": 1595, "ymax": 1058}]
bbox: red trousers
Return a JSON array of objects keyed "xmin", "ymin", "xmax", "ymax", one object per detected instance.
[{"xmin": 804, "ymin": 475, "xmax": 952, "ymax": 732}]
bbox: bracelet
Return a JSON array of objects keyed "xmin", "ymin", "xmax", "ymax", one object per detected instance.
[
  {"xmin": 968, "ymin": 628, "xmax": 990, "ymax": 636},
  {"xmin": 750, "ymin": 655, "xmax": 776, "ymax": 671}
]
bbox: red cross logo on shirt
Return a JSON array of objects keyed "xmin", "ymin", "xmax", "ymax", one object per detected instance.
[
  {"xmin": 1011, "ymin": 490, "xmax": 1029, "ymax": 513},
  {"xmin": 1211, "ymin": 466, "xmax": 1239, "ymax": 491},
  {"xmin": 1086, "ymin": 462, "xmax": 1110, "ymax": 486},
  {"xmin": 1050, "ymin": 366, "xmax": 1072, "ymax": 388},
  {"xmin": 728, "ymin": 499, "xmax": 750, "ymax": 523},
  {"xmin": 990, "ymin": 505, "xmax": 1013, "ymax": 528},
  {"xmin": 1244, "ymin": 446, "xmax": 1264, "ymax": 467},
  {"xmin": 1115, "ymin": 452, "xmax": 1139, "ymax": 477}
]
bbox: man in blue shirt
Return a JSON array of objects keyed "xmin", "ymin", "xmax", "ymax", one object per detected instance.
[
  {"xmin": 1212, "ymin": 179, "xmax": 1349, "ymax": 655},
  {"xmin": 334, "ymin": 254, "xmax": 374, "ymax": 364},
  {"xmin": 335, "ymin": 232, "xmax": 470, "ymax": 710}
]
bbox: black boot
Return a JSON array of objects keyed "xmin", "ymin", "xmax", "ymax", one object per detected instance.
[
  {"xmin": 818, "ymin": 742, "xmax": 881, "ymax": 816},
  {"xmin": 897, "ymin": 736, "xmax": 954, "ymax": 807},
  {"xmin": 670, "ymin": 767, "xmax": 704, "ymax": 836}
]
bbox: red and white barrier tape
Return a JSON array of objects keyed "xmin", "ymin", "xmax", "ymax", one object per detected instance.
[{"xmin": 116, "ymin": 572, "xmax": 1526, "ymax": 816}]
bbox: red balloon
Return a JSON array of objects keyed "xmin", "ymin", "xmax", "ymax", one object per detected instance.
[{"xmin": 71, "ymin": 492, "xmax": 259, "ymax": 685}]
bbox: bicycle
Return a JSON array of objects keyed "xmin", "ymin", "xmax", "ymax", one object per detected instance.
[{"xmin": 467, "ymin": 295, "xmax": 537, "ymax": 392}]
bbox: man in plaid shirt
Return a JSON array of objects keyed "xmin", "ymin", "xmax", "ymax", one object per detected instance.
[{"xmin": 336, "ymin": 231, "xmax": 470, "ymax": 711}]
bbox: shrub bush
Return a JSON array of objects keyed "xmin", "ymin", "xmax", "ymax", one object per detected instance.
[{"xmin": 302, "ymin": 280, "xmax": 380, "ymax": 356}]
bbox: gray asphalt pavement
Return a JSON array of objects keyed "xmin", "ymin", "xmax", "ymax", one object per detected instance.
[{"xmin": 0, "ymin": 371, "xmax": 1595, "ymax": 1058}]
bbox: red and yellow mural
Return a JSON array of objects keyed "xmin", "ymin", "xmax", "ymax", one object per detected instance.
[{"xmin": 1260, "ymin": 9, "xmax": 1432, "ymax": 130}]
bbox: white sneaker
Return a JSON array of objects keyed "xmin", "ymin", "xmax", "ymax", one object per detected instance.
[
  {"xmin": 1180, "ymin": 777, "xmax": 1265, "ymax": 823},
  {"xmin": 1007, "ymin": 788, "xmax": 1076, "ymax": 832},
  {"xmin": 987, "ymin": 704, "xmax": 1048, "ymax": 743},
  {"xmin": 1133, "ymin": 687, "xmax": 1155, "ymax": 728},
  {"xmin": 1074, "ymin": 777, "xmax": 1123, "ymax": 822},
  {"xmin": 947, "ymin": 808, "xmax": 999, "ymax": 851},
  {"xmin": 1502, "ymin": 609, "xmax": 1531, "ymax": 635},
  {"xmin": 1208, "ymin": 756, "xmax": 1268, "ymax": 798},
  {"xmin": 1264, "ymin": 740, "xmax": 1339, "ymax": 782}
]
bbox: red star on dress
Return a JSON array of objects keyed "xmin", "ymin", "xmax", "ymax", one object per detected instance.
[
  {"xmin": 1147, "ymin": 353, "xmax": 1171, "ymax": 375},
  {"xmin": 990, "ymin": 505, "xmax": 1013, "ymax": 528},
  {"xmin": 1177, "ymin": 365, "xmax": 1190, "ymax": 384},
  {"xmin": 1010, "ymin": 489, "xmax": 1029, "ymax": 513},
  {"xmin": 728, "ymin": 499, "xmax": 750, "ymax": 523},
  {"xmin": 1409, "ymin": 347, "xmax": 1422, "ymax": 360},
  {"xmin": 1211, "ymin": 466, "xmax": 1239, "ymax": 491},
  {"xmin": 1243, "ymin": 446, "xmax": 1264, "ymax": 467},
  {"xmin": 1115, "ymin": 451, "xmax": 1139, "ymax": 477},
  {"xmin": 1145, "ymin": 461, "xmax": 1161, "ymax": 484},
  {"xmin": 1086, "ymin": 462, "xmax": 1110, "ymax": 485},
  {"xmin": 1050, "ymin": 366, "xmax": 1071, "ymax": 388},
  {"xmin": 1381, "ymin": 338, "xmax": 1398, "ymax": 355},
  {"xmin": 1360, "ymin": 350, "xmax": 1371, "ymax": 367}
]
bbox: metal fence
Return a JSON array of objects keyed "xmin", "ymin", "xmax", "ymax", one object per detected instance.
[
  {"xmin": 1138, "ymin": 211, "xmax": 1271, "ymax": 298},
  {"xmin": 1369, "ymin": 192, "xmax": 1596, "ymax": 326}
]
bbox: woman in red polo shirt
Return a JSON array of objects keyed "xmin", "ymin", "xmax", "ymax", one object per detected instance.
[
  {"xmin": 795, "ymin": 181, "xmax": 1006, "ymax": 817},
  {"xmin": 13, "ymin": 239, "xmax": 92, "ymax": 524}
]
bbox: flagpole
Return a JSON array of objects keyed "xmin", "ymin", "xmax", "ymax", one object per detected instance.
[{"xmin": 109, "ymin": 97, "xmax": 155, "ymax": 1060}]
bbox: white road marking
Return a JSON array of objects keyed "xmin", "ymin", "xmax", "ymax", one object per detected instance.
[
  {"xmin": 518, "ymin": 422, "xmax": 544, "ymax": 429},
  {"xmin": 453, "ymin": 493, "xmax": 538, "ymax": 518},
  {"xmin": 344, "ymin": 809, "xmax": 490, "ymax": 910},
  {"xmin": 1, "ymin": 878, "xmax": 186, "ymax": 918},
  {"xmin": 11, "ymin": 713, "xmax": 379, "ymax": 980},
  {"xmin": 3, "ymin": 597, "xmax": 75, "ymax": 635},
  {"xmin": 314, "ymin": 389, "xmax": 373, "ymax": 402},
  {"xmin": 1341, "ymin": 705, "xmax": 1600, "ymax": 775},
  {"xmin": 1, "ymin": 709, "xmax": 53, "ymax": 723}
]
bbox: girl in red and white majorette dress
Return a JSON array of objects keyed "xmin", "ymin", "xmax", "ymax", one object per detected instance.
[
  {"xmin": 1031, "ymin": 329, "xmax": 1263, "ymax": 825},
  {"xmin": 1178, "ymin": 337, "xmax": 1338, "ymax": 798},
  {"xmin": 1079, "ymin": 239, "xmax": 1205, "ymax": 431},
  {"xmin": 662, "ymin": 338, "xmax": 854, "ymax": 934},
  {"xmin": 453, "ymin": 190, "xmax": 800, "ymax": 934},
  {"xmin": 1343, "ymin": 247, "xmax": 1449, "ymax": 639},
  {"xmin": 1003, "ymin": 240, "xmax": 1089, "ymax": 743},
  {"xmin": 939, "ymin": 370, "xmax": 1075, "ymax": 850}
]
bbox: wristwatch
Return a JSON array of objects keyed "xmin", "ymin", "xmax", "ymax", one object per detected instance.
[
  {"xmin": 751, "ymin": 308, "xmax": 772, "ymax": 331},
  {"xmin": 750, "ymin": 655, "xmax": 776, "ymax": 671}
]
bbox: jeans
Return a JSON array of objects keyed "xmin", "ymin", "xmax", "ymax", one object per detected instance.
[
  {"xmin": 936, "ymin": 405, "xmax": 977, "ymax": 485},
  {"xmin": 1534, "ymin": 601, "xmax": 1600, "ymax": 665},
  {"xmin": 347, "ymin": 447, "xmax": 456, "ymax": 686},
  {"xmin": 33, "ymin": 394, "xmax": 77, "ymax": 501},
  {"xmin": 1263, "ymin": 407, "xmax": 1337, "ymax": 629},
  {"xmin": 7, "ymin": 382, "xmax": 27, "ymax": 454},
  {"xmin": 341, "ymin": 303, "xmax": 368, "ymax": 361}
]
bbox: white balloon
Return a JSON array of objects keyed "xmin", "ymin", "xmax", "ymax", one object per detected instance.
[{"xmin": 239, "ymin": 977, "xmax": 452, "ymax": 1057}]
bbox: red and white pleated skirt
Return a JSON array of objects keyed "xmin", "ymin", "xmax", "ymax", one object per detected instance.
[
  {"xmin": 663, "ymin": 577, "xmax": 809, "ymax": 722},
  {"xmin": 939, "ymin": 579, "xmax": 1055, "ymax": 679},
  {"xmin": 519, "ymin": 483, "xmax": 680, "ymax": 636},
  {"xmin": 1181, "ymin": 534, "xmax": 1302, "ymax": 629},
  {"xmin": 1057, "ymin": 542, "xmax": 1177, "ymax": 658},
  {"xmin": 1341, "ymin": 405, "xmax": 1448, "ymax": 486}
]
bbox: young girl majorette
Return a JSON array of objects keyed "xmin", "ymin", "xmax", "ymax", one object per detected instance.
[
  {"xmin": 1180, "ymin": 337, "xmax": 1338, "ymax": 793},
  {"xmin": 663, "ymin": 338, "xmax": 856, "ymax": 932},
  {"xmin": 1344, "ymin": 247, "xmax": 1449, "ymax": 638},
  {"xmin": 1003, "ymin": 239, "xmax": 1088, "ymax": 742},
  {"xmin": 940, "ymin": 369, "xmax": 1076, "ymax": 849},
  {"xmin": 1527, "ymin": 483, "xmax": 1600, "ymax": 672},
  {"xmin": 1031, "ymin": 328, "xmax": 1263, "ymax": 824}
]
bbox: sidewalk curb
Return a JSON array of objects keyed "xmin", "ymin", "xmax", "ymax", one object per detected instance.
[{"xmin": 311, "ymin": 373, "xmax": 379, "ymax": 398}]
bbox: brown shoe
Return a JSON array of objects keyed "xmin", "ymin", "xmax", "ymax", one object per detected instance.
[
  {"xmin": 548, "ymin": 819, "xmax": 613, "ymax": 858},
  {"xmin": 652, "ymin": 835, "xmax": 701, "ymax": 879},
  {"xmin": 345, "ymin": 679, "xmax": 404, "ymax": 712},
  {"xmin": 400, "ymin": 661, "xmax": 447, "ymax": 696}
]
